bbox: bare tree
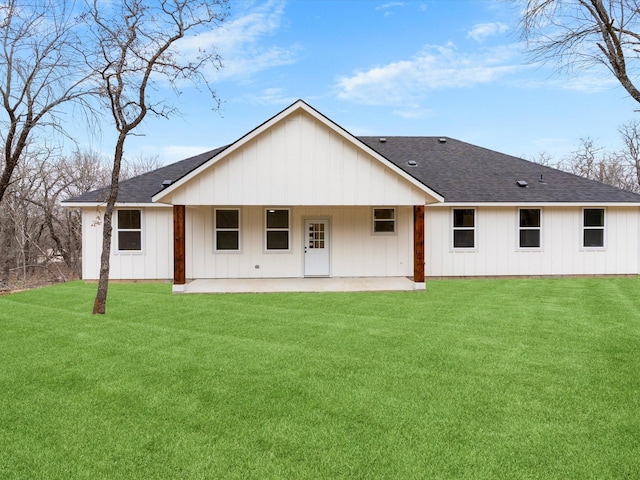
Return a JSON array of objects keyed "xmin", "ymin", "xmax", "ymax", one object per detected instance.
[
  {"xmin": 121, "ymin": 153, "xmax": 164, "ymax": 180},
  {"xmin": 0, "ymin": 0, "xmax": 94, "ymax": 205},
  {"xmin": 532, "ymin": 135, "xmax": 640, "ymax": 192},
  {"xmin": 516, "ymin": 0, "xmax": 640, "ymax": 103},
  {"xmin": 618, "ymin": 120, "xmax": 640, "ymax": 186},
  {"xmin": 86, "ymin": 0, "xmax": 228, "ymax": 314}
]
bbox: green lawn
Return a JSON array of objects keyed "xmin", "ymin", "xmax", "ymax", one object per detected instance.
[{"xmin": 1, "ymin": 278, "xmax": 639, "ymax": 479}]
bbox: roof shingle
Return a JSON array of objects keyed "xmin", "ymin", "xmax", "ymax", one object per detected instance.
[{"xmin": 65, "ymin": 137, "xmax": 640, "ymax": 204}]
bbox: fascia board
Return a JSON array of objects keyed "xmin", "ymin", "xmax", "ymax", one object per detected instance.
[
  {"xmin": 152, "ymin": 101, "xmax": 309, "ymax": 203},
  {"xmin": 153, "ymin": 100, "xmax": 445, "ymax": 205},
  {"xmin": 427, "ymin": 202, "xmax": 640, "ymax": 207},
  {"xmin": 298, "ymin": 102, "xmax": 445, "ymax": 204},
  {"xmin": 61, "ymin": 202, "xmax": 172, "ymax": 208}
]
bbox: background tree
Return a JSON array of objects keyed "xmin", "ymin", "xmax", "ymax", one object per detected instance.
[
  {"xmin": 86, "ymin": 0, "xmax": 229, "ymax": 314},
  {"xmin": 531, "ymin": 126, "xmax": 640, "ymax": 193},
  {"xmin": 515, "ymin": 0, "xmax": 640, "ymax": 103},
  {"xmin": 511, "ymin": 0, "xmax": 640, "ymax": 189},
  {"xmin": 0, "ymin": 0, "xmax": 93, "ymax": 205}
]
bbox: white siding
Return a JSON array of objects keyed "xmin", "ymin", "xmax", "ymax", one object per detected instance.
[
  {"xmin": 425, "ymin": 206, "xmax": 640, "ymax": 277},
  {"xmin": 164, "ymin": 111, "xmax": 430, "ymax": 206},
  {"xmin": 185, "ymin": 206, "xmax": 413, "ymax": 279},
  {"xmin": 81, "ymin": 207, "xmax": 173, "ymax": 280}
]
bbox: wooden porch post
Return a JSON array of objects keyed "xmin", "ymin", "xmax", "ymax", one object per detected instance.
[
  {"xmin": 173, "ymin": 205, "xmax": 186, "ymax": 285},
  {"xmin": 413, "ymin": 205, "xmax": 425, "ymax": 284}
]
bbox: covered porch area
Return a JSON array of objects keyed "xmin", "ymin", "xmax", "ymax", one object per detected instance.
[{"xmin": 174, "ymin": 276, "xmax": 420, "ymax": 294}]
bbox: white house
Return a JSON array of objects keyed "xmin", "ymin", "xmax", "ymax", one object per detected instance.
[{"xmin": 63, "ymin": 100, "xmax": 640, "ymax": 292}]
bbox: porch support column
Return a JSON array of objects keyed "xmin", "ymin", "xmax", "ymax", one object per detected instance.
[
  {"xmin": 173, "ymin": 205, "xmax": 186, "ymax": 290},
  {"xmin": 413, "ymin": 205, "xmax": 426, "ymax": 289}
]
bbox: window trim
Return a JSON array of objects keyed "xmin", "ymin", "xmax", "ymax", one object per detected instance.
[
  {"xmin": 115, "ymin": 209, "xmax": 143, "ymax": 253},
  {"xmin": 372, "ymin": 207, "xmax": 396, "ymax": 235},
  {"xmin": 518, "ymin": 208, "xmax": 542, "ymax": 250},
  {"xmin": 214, "ymin": 208, "xmax": 241, "ymax": 252},
  {"xmin": 452, "ymin": 208, "xmax": 476, "ymax": 250},
  {"xmin": 265, "ymin": 208, "xmax": 291, "ymax": 252},
  {"xmin": 582, "ymin": 208, "xmax": 606, "ymax": 249}
]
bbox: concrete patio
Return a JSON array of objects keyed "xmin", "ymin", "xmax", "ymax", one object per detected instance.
[{"xmin": 175, "ymin": 277, "xmax": 422, "ymax": 294}]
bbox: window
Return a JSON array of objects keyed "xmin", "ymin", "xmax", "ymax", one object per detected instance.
[
  {"xmin": 519, "ymin": 208, "xmax": 541, "ymax": 248},
  {"xmin": 373, "ymin": 208, "xmax": 396, "ymax": 233},
  {"xmin": 583, "ymin": 208, "xmax": 605, "ymax": 248},
  {"xmin": 215, "ymin": 209, "xmax": 240, "ymax": 251},
  {"xmin": 117, "ymin": 209, "xmax": 141, "ymax": 251},
  {"xmin": 453, "ymin": 209, "xmax": 475, "ymax": 248},
  {"xmin": 265, "ymin": 209, "xmax": 289, "ymax": 250}
]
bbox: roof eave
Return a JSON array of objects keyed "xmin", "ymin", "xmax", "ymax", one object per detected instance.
[{"xmin": 428, "ymin": 201, "xmax": 640, "ymax": 207}]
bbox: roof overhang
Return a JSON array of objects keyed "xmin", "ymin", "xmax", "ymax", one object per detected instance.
[
  {"xmin": 61, "ymin": 202, "xmax": 172, "ymax": 208},
  {"xmin": 427, "ymin": 202, "xmax": 640, "ymax": 207}
]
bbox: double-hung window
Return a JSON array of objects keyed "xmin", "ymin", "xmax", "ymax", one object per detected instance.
[
  {"xmin": 373, "ymin": 208, "xmax": 396, "ymax": 233},
  {"xmin": 453, "ymin": 209, "xmax": 475, "ymax": 249},
  {"xmin": 519, "ymin": 208, "xmax": 541, "ymax": 248},
  {"xmin": 265, "ymin": 209, "xmax": 290, "ymax": 250},
  {"xmin": 117, "ymin": 209, "xmax": 142, "ymax": 251},
  {"xmin": 583, "ymin": 208, "xmax": 605, "ymax": 248},
  {"xmin": 215, "ymin": 209, "xmax": 240, "ymax": 251}
]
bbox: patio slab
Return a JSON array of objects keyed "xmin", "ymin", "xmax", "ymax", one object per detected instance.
[{"xmin": 175, "ymin": 277, "xmax": 422, "ymax": 294}]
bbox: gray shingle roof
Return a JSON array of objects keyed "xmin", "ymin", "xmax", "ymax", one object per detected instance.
[
  {"xmin": 359, "ymin": 136, "xmax": 640, "ymax": 203},
  {"xmin": 65, "ymin": 137, "xmax": 640, "ymax": 204},
  {"xmin": 65, "ymin": 147, "xmax": 227, "ymax": 203}
]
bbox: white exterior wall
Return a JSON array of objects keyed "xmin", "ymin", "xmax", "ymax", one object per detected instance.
[
  {"xmin": 425, "ymin": 206, "xmax": 640, "ymax": 277},
  {"xmin": 81, "ymin": 206, "xmax": 174, "ymax": 280},
  {"xmin": 160, "ymin": 111, "xmax": 431, "ymax": 207},
  {"xmin": 186, "ymin": 206, "xmax": 414, "ymax": 279}
]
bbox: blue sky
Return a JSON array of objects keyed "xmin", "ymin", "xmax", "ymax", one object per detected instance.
[{"xmin": 87, "ymin": 0, "xmax": 640, "ymax": 165}]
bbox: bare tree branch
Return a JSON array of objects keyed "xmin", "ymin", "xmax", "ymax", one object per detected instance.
[
  {"xmin": 515, "ymin": 0, "xmax": 640, "ymax": 102},
  {"xmin": 86, "ymin": 0, "xmax": 229, "ymax": 314},
  {"xmin": 0, "ymin": 0, "xmax": 96, "ymax": 205}
]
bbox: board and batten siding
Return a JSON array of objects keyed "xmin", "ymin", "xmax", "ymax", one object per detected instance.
[
  {"xmin": 81, "ymin": 207, "xmax": 174, "ymax": 280},
  {"xmin": 425, "ymin": 206, "xmax": 640, "ymax": 277},
  {"xmin": 162, "ymin": 111, "xmax": 431, "ymax": 207},
  {"xmin": 186, "ymin": 206, "xmax": 414, "ymax": 279}
]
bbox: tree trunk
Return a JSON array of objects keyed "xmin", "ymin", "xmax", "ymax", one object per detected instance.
[{"xmin": 92, "ymin": 132, "xmax": 127, "ymax": 314}]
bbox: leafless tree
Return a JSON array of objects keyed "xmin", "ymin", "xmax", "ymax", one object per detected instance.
[
  {"xmin": 618, "ymin": 120, "xmax": 640, "ymax": 185},
  {"xmin": 533, "ymin": 135, "xmax": 640, "ymax": 192},
  {"xmin": 86, "ymin": 0, "xmax": 229, "ymax": 314},
  {"xmin": 515, "ymin": 0, "xmax": 640, "ymax": 103},
  {"xmin": 0, "ymin": 147, "xmax": 163, "ymax": 291},
  {"xmin": 0, "ymin": 0, "xmax": 94, "ymax": 205},
  {"xmin": 121, "ymin": 153, "xmax": 164, "ymax": 180}
]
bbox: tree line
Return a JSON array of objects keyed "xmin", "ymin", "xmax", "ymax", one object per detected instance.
[{"xmin": 0, "ymin": 151, "xmax": 161, "ymax": 291}]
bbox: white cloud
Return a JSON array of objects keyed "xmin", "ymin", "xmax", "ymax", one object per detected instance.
[
  {"xmin": 177, "ymin": 0, "xmax": 299, "ymax": 82},
  {"xmin": 376, "ymin": 2, "xmax": 405, "ymax": 11},
  {"xmin": 516, "ymin": 68, "xmax": 619, "ymax": 93},
  {"xmin": 336, "ymin": 42, "xmax": 524, "ymax": 107},
  {"xmin": 467, "ymin": 22, "xmax": 509, "ymax": 42}
]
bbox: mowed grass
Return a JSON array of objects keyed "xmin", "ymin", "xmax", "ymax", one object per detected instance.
[{"xmin": 1, "ymin": 278, "xmax": 639, "ymax": 479}]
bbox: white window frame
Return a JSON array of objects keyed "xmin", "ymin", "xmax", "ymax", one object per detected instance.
[
  {"xmin": 582, "ymin": 208, "xmax": 606, "ymax": 249},
  {"xmin": 265, "ymin": 208, "xmax": 291, "ymax": 252},
  {"xmin": 452, "ymin": 208, "xmax": 476, "ymax": 250},
  {"xmin": 372, "ymin": 207, "xmax": 396, "ymax": 235},
  {"xmin": 214, "ymin": 208, "xmax": 241, "ymax": 252},
  {"xmin": 116, "ymin": 209, "xmax": 142, "ymax": 253},
  {"xmin": 518, "ymin": 208, "xmax": 542, "ymax": 250}
]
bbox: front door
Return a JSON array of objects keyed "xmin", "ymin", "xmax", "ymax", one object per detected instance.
[{"xmin": 304, "ymin": 219, "xmax": 330, "ymax": 277}]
